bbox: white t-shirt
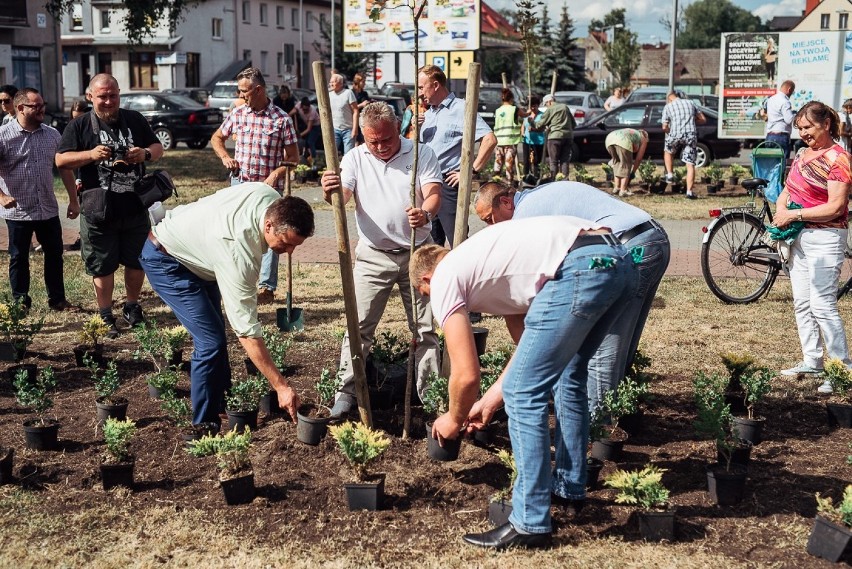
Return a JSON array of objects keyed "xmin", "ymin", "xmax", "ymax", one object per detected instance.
[
  {"xmin": 329, "ymin": 88, "xmax": 357, "ymax": 130},
  {"xmin": 340, "ymin": 137, "xmax": 442, "ymax": 249},
  {"xmin": 430, "ymin": 216, "xmax": 602, "ymax": 327}
]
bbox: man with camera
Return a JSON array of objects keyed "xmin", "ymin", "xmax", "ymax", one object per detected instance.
[{"xmin": 56, "ymin": 73, "xmax": 163, "ymax": 338}]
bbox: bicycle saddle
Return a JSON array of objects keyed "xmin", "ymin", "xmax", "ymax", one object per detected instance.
[{"xmin": 741, "ymin": 178, "xmax": 769, "ymax": 191}]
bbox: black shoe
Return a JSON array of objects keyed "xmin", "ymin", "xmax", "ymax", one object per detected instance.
[
  {"xmin": 462, "ymin": 522, "xmax": 552, "ymax": 550},
  {"xmin": 551, "ymin": 494, "xmax": 585, "ymax": 517},
  {"xmin": 122, "ymin": 303, "xmax": 145, "ymax": 327},
  {"xmin": 68, "ymin": 237, "xmax": 81, "ymax": 251},
  {"xmin": 103, "ymin": 315, "xmax": 120, "ymax": 339}
]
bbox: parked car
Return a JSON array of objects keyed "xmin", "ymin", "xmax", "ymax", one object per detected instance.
[
  {"xmin": 162, "ymin": 88, "xmax": 209, "ymax": 106},
  {"xmin": 208, "ymin": 80, "xmax": 280, "ymax": 115},
  {"xmin": 370, "ymin": 94, "xmax": 406, "ymax": 119},
  {"xmin": 119, "ymin": 92, "xmax": 223, "ymax": 150},
  {"xmin": 625, "ymin": 87, "xmax": 718, "ymax": 110},
  {"xmin": 291, "ymin": 88, "xmax": 317, "ymax": 105},
  {"xmin": 552, "ymin": 91, "xmax": 606, "ymax": 126},
  {"xmin": 477, "ymin": 83, "xmax": 524, "ymax": 127},
  {"xmin": 570, "ymin": 100, "xmax": 741, "ymax": 168},
  {"xmin": 379, "ymin": 82, "xmax": 414, "ymax": 105}
]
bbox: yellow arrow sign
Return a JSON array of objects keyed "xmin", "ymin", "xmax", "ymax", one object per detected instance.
[{"xmin": 426, "ymin": 50, "xmax": 474, "ymax": 80}]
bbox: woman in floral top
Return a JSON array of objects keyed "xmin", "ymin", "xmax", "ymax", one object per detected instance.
[{"xmin": 774, "ymin": 101, "xmax": 852, "ymax": 392}]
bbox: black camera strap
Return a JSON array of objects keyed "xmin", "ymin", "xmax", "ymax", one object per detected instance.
[{"xmin": 88, "ymin": 110, "xmax": 142, "ymax": 192}]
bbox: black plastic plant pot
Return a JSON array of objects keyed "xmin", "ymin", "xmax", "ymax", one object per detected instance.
[
  {"xmin": 706, "ymin": 463, "xmax": 747, "ymax": 506},
  {"xmin": 471, "ymin": 327, "xmax": 489, "ymax": 358},
  {"xmin": 488, "ymin": 496, "xmax": 513, "ymax": 527},
  {"xmin": 100, "ymin": 460, "xmax": 135, "ymax": 491},
  {"xmin": 296, "ymin": 404, "xmax": 329, "ymax": 445},
  {"xmin": 181, "ymin": 423, "xmax": 220, "ymax": 448},
  {"xmin": 259, "ymin": 389, "xmax": 280, "ymax": 416},
  {"xmin": 244, "ymin": 358, "xmax": 260, "ymax": 377},
  {"xmin": 472, "ymin": 423, "xmax": 492, "ymax": 447},
  {"xmin": 637, "ymin": 509, "xmax": 675, "ymax": 542},
  {"xmin": 220, "ymin": 471, "xmax": 255, "ymax": 505},
  {"xmin": 148, "ymin": 384, "xmax": 165, "ymax": 400},
  {"xmin": 95, "ymin": 396, "xmax": 129, "ymax": 425},
  {"xmin": 732, "ymin": 416, "xmax": 764, "ymax": 445},
  {"xmin": 426, "ymin": 422, "xmax": 461, "ymax": 462},
  {"xmin": 807, "ymin": 514, "xmax": 852, "ymax": 563},
  {"xmin": 826, "ymin": 402, "xmax": 852, "ymax": 429},
  {"xmin": 344, "ymin": 473, "xmax": 385, "ymax": 511},
  {"xmin": 619, "ymin": 410, "xmax": 644, "ymax": 437},
  {"xmin": 0, "ymin": 342, "xmax": 18, "ymax": 362},
  {"xmin": 724, "ymin": 391, "xmax": 747, "ymax": 415},
  {"xmin": 717, "ymin": 439, "xmax": 753, "ymax": 469},
  {"xmin": 227, "ymin": 409, "xmax": 258, "ymax": 433},
  {"xmin": 73, "ymin": 345, "xmax": 103, "ymax": 368},
  {"xmin": 590, "ymin": 436, "xmax": 625, "ymax": 463},
  {"xmin": 23, "ymin": 418, "xmax": 59, "ymax": 451},
  {"xmin": 6, "ymin": 363, "xmax": 37, "ymax": 384},
  {"xmin": 167, "ymin": 350, "xmax": 183, "ymax": 368},
  {"xmin": 0, "ymin": 447, "xmax": 13, "ymax": 485},
  {"xmin": 586, "ymin": 457, "xmax": 604, "ymax": 490}
]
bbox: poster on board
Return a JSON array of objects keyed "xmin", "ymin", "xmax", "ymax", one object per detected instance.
[{"xmin": 343, "ymin": 0, "xmax": 481, "ymax": 53}]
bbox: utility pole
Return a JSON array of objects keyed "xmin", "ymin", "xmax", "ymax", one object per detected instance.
[{"xmin": 668, "ymin": 0, "xmax": 678, "ymax": 93}]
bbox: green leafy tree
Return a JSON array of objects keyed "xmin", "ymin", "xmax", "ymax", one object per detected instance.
[
  {"xmin": 516, "ymin": 0, "xmax": 543, "ymax": 102},
  {"xmin": 532, "ymin": 4, "xmax": 553, "ymax": 94},
  {"xmin": 604, "ymin": 29, "xmax": 642, "ymax": 90},
  {"xmin": 46, "ymin": 0, "xmax": 203, "ymax": 46},
  {"xmin": 676, "ymin": 0, "xmax": 765, "ymax": 49},
  {"xmin": 589, "ymin": 7, "xmax": 627, "ymax": 33},
  {"xmin": 313, "ymin": 14, "xmax": 373, "ymax": 81}
]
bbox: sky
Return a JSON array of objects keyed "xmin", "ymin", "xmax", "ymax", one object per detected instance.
[{"xmin": 488, "ymin": 0, "xmax": 806, "ymax": 45}]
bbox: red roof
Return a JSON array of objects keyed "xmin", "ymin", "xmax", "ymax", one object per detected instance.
[{"xmin": 481, "ymin": 1, "xmax": 521, "ymax": 38}]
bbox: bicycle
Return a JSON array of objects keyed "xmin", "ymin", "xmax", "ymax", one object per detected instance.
[{"xmin": 700, "ymin": 177, "xmax": 852, "ymax": 303}]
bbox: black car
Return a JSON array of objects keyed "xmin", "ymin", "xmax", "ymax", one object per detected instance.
[
  {"xmin": 162, "ymin": 88, "xmax": 210, "ymax": 106},
  {"xmin": 120, "ymin": 92, "xmax": 222, "ymax": 150},
  {"xmin": 571, "ymin": 101, "xmax": 741, "ymax": 168}
]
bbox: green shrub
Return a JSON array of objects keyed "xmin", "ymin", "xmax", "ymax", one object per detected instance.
[
  {"xmin": 78, "ymin": 315, "xmax": 109, "ymax": 348},
  {"xmin": 705, "ymin": 162, "xmax": 724, "ymax": 182},
  {"xmin": 85, "ymin": 354, "xmax": 120, "ymax": 399},
  {"xmin": 479, "ymin": 346, "xmax": 513, "ymax": 395},
  {"xmin": 103, "ymin": 418, "xmax": 136, "ymax": 463},
  {"xmin": 328, "ymin": 421, "xmax": 390, "ymax": 481},
  {"xmin": 816, "ymin": 485, "xmax": 852, "ymax": 528},
  {"xmin": 605, "ymin": 464, "xmax": 670, "ymax": 510},
  {"xmin": 371, "ymin": 330, "xmax": 408, "ymax": 366},
  {"xmin": 133, "ymin": 322, "xmax": 169, "ymax": 372},
  {"xmin": 739, "ymin": 366, "xmax": 772, "ymax": 420},
  {"xmin": 728, "ymin": 163, "xmax": 747, "ymax": 178},
  {"xmin": 422, "ymin": 372, "xmax": 449, "ymax": 416},
  {"xmin": 0, "ymin": 296, "xmax": 44, "ymax": 353},
  {"xmin": 600, "ymin": 377, "xmax": 647, "ymax": 430},
  {"xmin": 720, "ymin": 352, "xmax": 755, "ymax": 389},
  {"xmin": 824, "ymin": 358, "xmax": 852, "ymax": 401},
  {"xmin": 14, "ymin": 366, "xmax": 56, "ymax": 417},
  {"xmin": 161, "ymin": 391, "xmax": 192, "ymax": 428},
  {"xmin": 188, "ymin": 429, "xmax": 253, "ymax": 477},
  {"xmin": 637, "ymin": 160, "xmax": 659, "ymax": 184},
  {"xmin": 147, "ymin": 368, "xmax": 181, "ymax": 395},
  {"xmin": 225, "ymin": 376, "xmax": 268, "ymax": 412},
  {"xmin": 163, "ymin": 326, "xmax": 189, "ymax": 360},
  {"xmin": 494, "ymin": 449, "xmax": 517, "ymax": 501},
  {"xmin": 693, "ymin": 371, "xmax": 736, "ymax": 470},
  {"xmin": 316, "ymin": 368, "xmax": 342, "ymax": 407},
  {"xmin": 262, "ymin": 326, "xmax": 292, "ymax": 370}
]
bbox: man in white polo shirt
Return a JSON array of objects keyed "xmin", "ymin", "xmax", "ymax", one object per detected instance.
[{"xmin": 320, "ymin": 101, "xmax": 442, "ymax": 416}]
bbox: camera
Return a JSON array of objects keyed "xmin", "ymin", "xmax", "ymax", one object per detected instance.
[{"xmin": 104, "ymin": 141, "xmax": 134, "ymax": 173}]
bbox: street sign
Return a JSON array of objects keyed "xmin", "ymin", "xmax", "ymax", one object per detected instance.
[
  {"xmin": 432, "ymin": 56, "xmax": 446, "ymax": 71},
  {"xmin": 375, "ymin": 68, "xmax": 383, "ymax": 80},
  {"xmin": 426, "ymin": 51, "xmax": 474, "ymax": 78}
]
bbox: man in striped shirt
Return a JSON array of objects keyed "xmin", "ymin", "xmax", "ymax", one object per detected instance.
[{"xmin": 211, "ymin": 68, "xmax": 299, "ymax": 305}]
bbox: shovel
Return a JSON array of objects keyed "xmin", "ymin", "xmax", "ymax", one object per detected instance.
[{"xmin": 276, "ymin": 166, "xmax": 305, "ymax": 332}]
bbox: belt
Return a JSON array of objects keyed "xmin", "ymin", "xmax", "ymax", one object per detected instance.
[
  {"xmin": 569, "ymin": 232, "xmax": 619, "ymax": 251},
  {"xmin": 767, "ymin": 132, "xmax": 789, "ymax": 136},
  {"xmin": 616, "ymin": 220, "xmax": 659, "ymax": 244},
  {"xmin": 371, "ymin": 245, "xmax": 416, "ymax": 254},
  {"xmin": 148, "ymin": 231, "xmax": 169, "ymax": 255}
]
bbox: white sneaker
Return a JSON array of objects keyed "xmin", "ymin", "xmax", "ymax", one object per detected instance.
[
  {"xmin": 817, "ymin": 380, "xmax": 833, "ymax": 394},
  {"xmin": 780, "ymin": 361, "xmax": 824, "ymax": 376},
  {"xmin": 664, "ymin": 173, "xmax": 675, "ymax": 183}
]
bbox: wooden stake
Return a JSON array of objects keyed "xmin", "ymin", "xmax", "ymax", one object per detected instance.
[
  {"xmin": 501, "ymin": 72, "xmax": 508, "ymax": 89},
  {"xmin": 451, "ymin": 62, "xmax": 481, "ymax": 248},
  {"xmin": 312, "ymin": 61, "xmax": 373, "ymax": 428},
  {"xmin": 550, "ymin": 70, "xmax": 557, "ymax": 96}
]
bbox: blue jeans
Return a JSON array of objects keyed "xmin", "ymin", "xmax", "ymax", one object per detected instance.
[
  {"xmin": 334, "ymin": 128, "xmax": 355, "ymax": 155},
  {"xmin": 139, "ymin": 239, "xmax": 232, "ymax": 425},
  {"xmin": 765, "ymin": 132, "xmax": 791, "ymax": 160},
  {"xmin": 504, "ymin": 241, "xmax": 637, "ymax": 534},
  {"xmin": 552, "ymin": 223, "xmax": 670, "ymax": 499},
  {"xmin": 231, "ymin": 175, "xmax": 279, "ymax": 291},
  {"xmin": 6, "ymin": 217, "xmax": 66, "ymax": 308}
]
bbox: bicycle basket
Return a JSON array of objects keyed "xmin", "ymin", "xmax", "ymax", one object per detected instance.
[{"xmin": 752, "ymin": 142, "xmax": 786, "ymax": 204}]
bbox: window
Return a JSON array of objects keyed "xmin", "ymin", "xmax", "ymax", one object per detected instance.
[
  {"xmin": 284, "ymin": 44, "xmax": 295, "ymax": 66},
  {"xmin": 604, "ymin": 106, "xmax": 645, "ymax": 127},
  {"xmin": 276, "ymin": 6, "xmax": 284, "ymax": 28},
  {"xmin": 306, "ymin": 11, "xmax": 313, "ymax": 31},
  {"xmin": 129, "ymin": 52, "xmax": 158, "ymax": 90},
  {"xmin": 291, "ymin": 8, "xmax": 299, "ymax": 30},
  {"xmin": 260, "ymin": 51, "xmax": 268, "ymax": 74},
  {"xmin": 243, "ymin": 49, "xmax": 252, "ymax": 62},
  {"xmin": 212, "ymin": 18, "xmax": 223, "ymax": 39},
  {"xmin": 100, "ymin": 9, "xmax": 110, "ymax": 32},
  {"xmin": 12, "ymin": 48, "xmax": 42, "ymax": 93},
  {"xmin": 242, "ymin": 1, "xmax": 251, "ymax": 23},
  {"xmin": 593, "ymin": 60, "xmax": 601, "ymax": 70},
  {"xmin": 260, "ymin": 3, "xmax": 268, "ymax": 25},
  {"xmin": 821, "ymin": 13, "xmax": 830, "ymax": 29},
  {"xmin": 185, "ymin": 53, "xmax": 200, "ymax": 87},
  {"xmin": 71, "ymin": 2, "xmax": 83, "ymax": 30},
  {"xmin": 841, "ymin": 13, "xmax": 849, "ymax": 29},
  {"xmin": 277, "ymin": 52, "xmax": 283, "ymax": 76}
]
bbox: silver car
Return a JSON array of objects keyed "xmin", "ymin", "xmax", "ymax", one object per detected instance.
[
  {"xmin": 208, "ymin": 80, "xmax": 280, "ymax": 116},
  {"xmin": 552, "ymin": 91, "xmax": 606, "ymax": 126}
]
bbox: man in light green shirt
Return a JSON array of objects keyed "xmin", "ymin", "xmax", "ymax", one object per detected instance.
[
  {"xmin": 534, "ymin": 94, "xmax": 576, "ymax": 180},
  {"xmin": 139, "ymin": 182, "xmax": 315, "ymax": 426}
]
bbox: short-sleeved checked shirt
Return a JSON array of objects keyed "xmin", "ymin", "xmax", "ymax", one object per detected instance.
[
  {"xmin": 661, "ymin": 98, "xmax": 699, "ymax": 140},
  {"xmin": 0, "ymin": 120, "xmax": 61, "ymax": 221},
  {"xmin": 219, "ymin": 100, "xmax": 297, "ymax": 190}
]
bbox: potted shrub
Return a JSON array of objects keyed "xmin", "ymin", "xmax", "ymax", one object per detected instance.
[
  {"xmin": 602, "ymin": 162, "xmax": 615, "ymax": 182},
  {"xmin": 14, "ymin": 366, "xmax": 59, "ymax": 450},
  {"xmin": 807, "ymin": 485, "xmax": 852, "ymax": 562},
  {"xmin": 160, "ymin": 390, "xmax": 218, "ymax": 445},
  {"xmin": 74, "ymin": 315, "xmax": 109, "ymax": 367},
  {"xmin": 605, "ymin": 464, "xmax": 674, "ymax": 541},
  {"xmin": 188, "ymin": 429, "xmax": 255, "ymax": 505},
  {"xmin": 670, "ymin": 167, "xmax": 687, "ymax": 194},
  {"xmin": 823, "ymin": 358, "xmax": 852, "ymax": 429},
  {"xmin": 727, "ymin": 163, "xmax": 747, "ymax": 187},
  {"xmin": 146, "ymin": 367, "xmax": 181, "ymax": 400},
  {"xmin": 586, "ymin": 405, "xmax": 607, "ymax": 489},
  {"xmin": 705, "ymin": 162, "xmax": 725, "ymax": 193},
  {"xmin": 293, "ymin": 163, "xmax": 311, "ymax": 183},
  {"xmin": 225, "ymin": 375, "xmax": 268, "ymax": 433},
  {"xmin": 366, "ymin": 330, "xmax": 409, "ymax": 403},
  {"xmin": 0, "ymin": 297, "xmax": 44, "ymax": 361},
  {"xmin": 134, "ymin": 322, "xmax": 181, "ymax": 398},
  {"xmin": 732, "ymin": 366, "xmax": 772, "ymax": 445},
  {"xmin": 328, "ymin": 421, "xmax": 391, "ymax": 511},
  {"xmin": 573, "ymin": 164, "xmax": 595, "ymax": 185},
  {"xmin": 100, "ymin": 417, "xmax": 136, "ymax": 490},
  {"xmin": 423, "ymin": 372, "xmax": 461, "ymax": 461},
  {"xmin": 85, "ymin": 354, "xmax": 127, "ymax": 425},
  {"xmin": 637, "ymin": 160, "xmax": 660, "ymax": 193},
  {"xmin": 297, "ymin": 368, "xmax": 341, "ymax": 445},
  {"xmin": 720, "ymin": 351, "xmax": 755, "ymax": 413},
  {"xmin": 487, "ymin": 450, "xmax": 516, "ymax": 527},
  {"xmin": 253, "ymin": 327, "xmax": 292, "ymax": 414},
  {"xmin": 162, "ymin": 325, "xmax": 189, "ymax": 368},
  {"xmin": 694, "ymin": 371, "xmax": 748, "ymax": 505},
  {"xmin": 474, "ymin": 345, "xmax": 513, "ymax": 444},
  {"xmin": 590, "ymin": 377, "xmax": 647, "ymax": 462}
]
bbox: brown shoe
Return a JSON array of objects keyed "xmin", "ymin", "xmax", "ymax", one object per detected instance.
[
  {"xmin": 49, "ymin": 300, "xmax": 82, "ymax": 312},
  {"xmin": 257, "ymin": 288, "xmax": 274, "ymax": 305}
]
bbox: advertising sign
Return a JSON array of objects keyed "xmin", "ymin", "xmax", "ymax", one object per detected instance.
[
  {"xmin": 719, "ymin": 32, "xmax": 845, "ymax": 139},
  {"xmin": 343, "ymin": 0, "xmax": 481, "ymax": 53}
]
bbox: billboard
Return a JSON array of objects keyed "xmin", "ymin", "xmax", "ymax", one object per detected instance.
[
  {"xmin": 343, "ymin": 0, "xmax": 481, "ymax": 53},
  {"xmin": 719, "ymin": 32, "xmax": 846, "ymax": 138}
]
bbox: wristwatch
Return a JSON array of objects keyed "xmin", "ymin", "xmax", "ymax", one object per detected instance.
[
  {"xmin": 424, "ymin": 209, "xmax": 433, "ymax": 222},
  {"xmin": 797, "ymin": 211, "xmax": 804, "ymax": 222},
  {"xmin": 144, "ymin": 148, "xmax": 152, "ymax": 161}
]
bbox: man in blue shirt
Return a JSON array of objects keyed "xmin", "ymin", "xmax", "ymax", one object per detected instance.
[
  {"xmin": 471, "ymin": 180, "xmax": 670, "ymax": 512},
  {"xmin": 417, "ymin": 65, "xmax": 496, "ymax": 247},
  {"xmin": 765, "ymin": 80, "xmax": 796, "ymax": 160}
]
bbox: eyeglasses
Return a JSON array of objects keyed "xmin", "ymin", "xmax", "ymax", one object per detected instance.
[
  {"xmin": 0, "ymin": 99, "xmax": 11, "ymax": 105},
  {"xmin": 21, "ymin": 103, "xmax": 46, "ymax": 110}
]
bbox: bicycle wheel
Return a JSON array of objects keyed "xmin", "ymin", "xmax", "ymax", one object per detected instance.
[
  {"xmin": 701, "ymin": 213, "xmax": 780, "ymax": 303},
  {"xmin": 838, "ymin": 211, "xmax": 852, "ymax": 299}
]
